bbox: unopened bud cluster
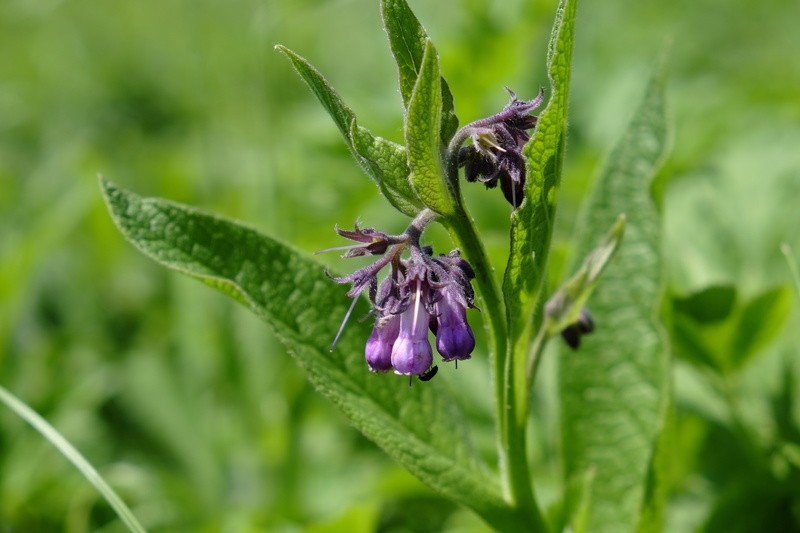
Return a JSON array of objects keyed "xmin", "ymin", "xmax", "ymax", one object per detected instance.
[{"xmin": 457, "ymin": 88, "xmax": 545, "ymax": 207}]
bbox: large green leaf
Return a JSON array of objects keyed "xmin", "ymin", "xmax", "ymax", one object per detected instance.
[
  {"xmin": 404, "ymin": 40, "xmax": 456, "ymax": 217},
  {"xmin": 558, "ymin": 66, "xmax": 671, "ymax": 532},
  {"xmin": 100, "ymin": 179, "xmax": 528, "ymax": 529},
  {"xmin": 381, "ymin": 0, "xmax": 458, "ymax": 144},
  {"xmin": 275, "ymin": 45, "xmax": 421, "ymax": 217},
  {"xmin": 503, "ymin": 0, "xmax": 576, "ymax": 352}
]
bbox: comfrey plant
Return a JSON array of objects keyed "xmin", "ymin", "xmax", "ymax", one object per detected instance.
[{"xmin": 102, "ymin": 0, "xmax": 672, "ymax": 530}]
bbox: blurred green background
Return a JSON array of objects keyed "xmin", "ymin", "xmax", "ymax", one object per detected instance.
[{"xmin": 2, "ymin": 0, "xmax": 799, "ymax": 531}]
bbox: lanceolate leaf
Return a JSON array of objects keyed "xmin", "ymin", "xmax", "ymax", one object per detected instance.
[
  {"xmin": 350, "ymin": 119, "xmax": 421, "ymax": 217},
  {"xmin": 100, "ymin": 179, "xmax": 525, "ymax": 529},
  {"xmin": 275, "ymin": 45, "xmax": 420, "ymax": 217},
  {"xmin": 405, "ymin": 40, "xmax": 456, "ymax": 217},
  {"xmin": 381, "ymin": 0, "xmax": 459, "ymax": 143},
  {"xmin": 558, "ymin": 66, "xmax": 670, "ymax": 532},
  {"xmin": 503, "ymin": 0, "xmax": 576, "ymax": 351}
]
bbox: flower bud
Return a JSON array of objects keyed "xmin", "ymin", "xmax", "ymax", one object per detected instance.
[
  {"xmin": 365, "ymin": 314, "xmax": 400, "ymax": 372},
  {"xmin": 434, "ymin": 286, "xmax": 475, "ymax": 361}
]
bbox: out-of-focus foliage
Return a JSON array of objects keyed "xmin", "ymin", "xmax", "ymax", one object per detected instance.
[{"xmin": 1, "ymin": 0, "xmax": 799, "ymax": 531}]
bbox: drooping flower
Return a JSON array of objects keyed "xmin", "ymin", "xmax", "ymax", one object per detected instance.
[
  {"xmin": 434, "ymin": 284, "xmax": 475, "ymax": 361},
  {"xmin": 458, "ymin": 88, "xmax": 545, "ymax": 207},
  {"xmin": 365, "ymin": 313, "xmax": 400, "ymax": 372},
  {"xmin": 391, "ymin": 266, "xmax": 434, "ymax": 375},
  {"xmin": 430, "ymin": 251, "xmax": 476, "ymax": 361}
]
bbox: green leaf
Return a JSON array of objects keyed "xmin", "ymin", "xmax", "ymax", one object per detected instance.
[
  {"xmin": 670, "ymin": 306, "xmax": 726, "ymax": 372},
  {"xmin": 730, "ymin": 285, "xmax": 791, "ymax": 370},
  {"xmin": 100, "ymin": 179, "xmax": 527, "ymax": 529},
  {"xmin": 544, "ymin": 214, "xmax": 625, "ymax": 335},
  {"xmin": 381, "ymin": 0, "xmax": 458, "ymax": 143},
  {"xmin": 558, "ymin": 63, "xmax": 671, "ymax": 533},
  {"xmin": 405, "ymin": 40, "xmax": 456, "ymax": 217},
  {"xmin": 275, "ymin": 45, "xmax": 420, "ymax": 216},
  {"xmin": 350, "ymin": 119, "xmax": 421, "ymax": 217},
  {"xmin": 503, "ymin": 0, "xmax": 576, "ymax": 350},
  {"xmin": 669, "ymin": 285, "xmax": 738, "ymax": 372},
  {"xmin": 669, "ymin": 284, "xmax": 791, "ymax": 374},
  {"xmin": 672, "ymin": 284, "xmax": 737, "ymax": 324},
  {"xmin": 546, "ymin": 469, "xmax": 594, "ymax": 533},
  {"xmin": 635, "ymin": 396, "xmax": 676, "ymax": 533}
]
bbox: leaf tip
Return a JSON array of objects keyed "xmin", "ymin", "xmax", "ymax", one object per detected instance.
[
  {"xmin": 613, "ymin": 213, "xmax": 627, "ymax": 235},
  {"xmin": 98, "ymin": 175, "xmax": 117, "ymax": 204},
  {"xmin": 273, "ymin": 44, "xmax": 298, "ymax": 63}
]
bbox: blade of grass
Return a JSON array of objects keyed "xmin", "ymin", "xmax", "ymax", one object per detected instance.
[{"xmin": 0, "ymin": 385, "xmax": 147, "ymax": 533}]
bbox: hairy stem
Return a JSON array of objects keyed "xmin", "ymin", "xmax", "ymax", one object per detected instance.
[
  {"xmin": 404, "ymin": 207, "xmax": 439, "ymax": 245},
  {"xmin": 442, "ymin": 172, "xmax": 545, "ymax": 530},
  {"xmin": 526, "ymin": 325, "xmax": 550, "ymax": 393}
]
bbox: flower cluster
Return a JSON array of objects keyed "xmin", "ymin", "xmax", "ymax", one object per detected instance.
[
  {"xmin": 327, "ymin": 223, "xmax": 476, "ymax": 378},
  {"xmin": 458, "ymin": 88, "xmax": 545, "ymax": 207}
]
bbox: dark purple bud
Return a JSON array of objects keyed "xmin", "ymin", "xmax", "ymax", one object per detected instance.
[
  {"xmin": 560, "ymin": 324, "xmax": 582, "ymax": 350},
  {"xmin": 391, "ymin": 278, "xmax": 433, "ymax": 375},
  {"xmin": 365, "ymin": 314, "xmax": 400, "ymax": 372},
  {"xmin": 560, "ymin": 308, "xmax": 595, "ymax": 350},
  {"xmin": 333, "ymin": 223, "xmax": 393, "ymax": 257},
  {"xmin": 503, "ymin": 87, "xmax": 544, "ymax": 133},
  {"xmin": 460, "ymin": 147, "xmax": 499, "ymax": 187},
  {"xmin": 497, "ymin": 150, "xmax": 526, "ymax": 208},
  {"xmin": 434, "ymin": 287, "xmax": 475, "ymax": 361}
]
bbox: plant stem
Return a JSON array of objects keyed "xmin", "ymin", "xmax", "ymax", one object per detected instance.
[
  {"xmin": 505, "ymin": 324, "xmax": 545, "ymax": 529},
  {"xmin": 442, "ymin": 211, "xmax": 508, "ymax": 464},
  {"xmin": 526, "ymin": 324, "xmax": 550, "ymax": 391},
  {"xmin": 443, "ymin": 208, "xmax": 546, "ymax": 531},
  {"xmin": 442, "ymin": 130, "xmax": 546, "ymax": 528},
  {"xmin": 405, "ymin": 207, "xmax": 440, "ymax": 244}
]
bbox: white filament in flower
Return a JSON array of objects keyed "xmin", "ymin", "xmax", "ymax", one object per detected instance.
[
  {"xmin": 314, "ymin": 244, "xmax": 362, "ymax": 255},
  {"xmin": 412, "ymin": 279, "xmax": 422, "ymax": 332}
]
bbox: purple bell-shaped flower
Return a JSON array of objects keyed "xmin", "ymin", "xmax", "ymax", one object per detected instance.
[
  {"xmin": 364, "ymin": 314, "xmax": 400, "ymax": 372},
  {"xmin": 434, "ymin": 285, "xmax": 475, "ymax": 361},
  {"xmin": 391, "ymin": 277, "xmax": 433, "ymax": 375}
]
